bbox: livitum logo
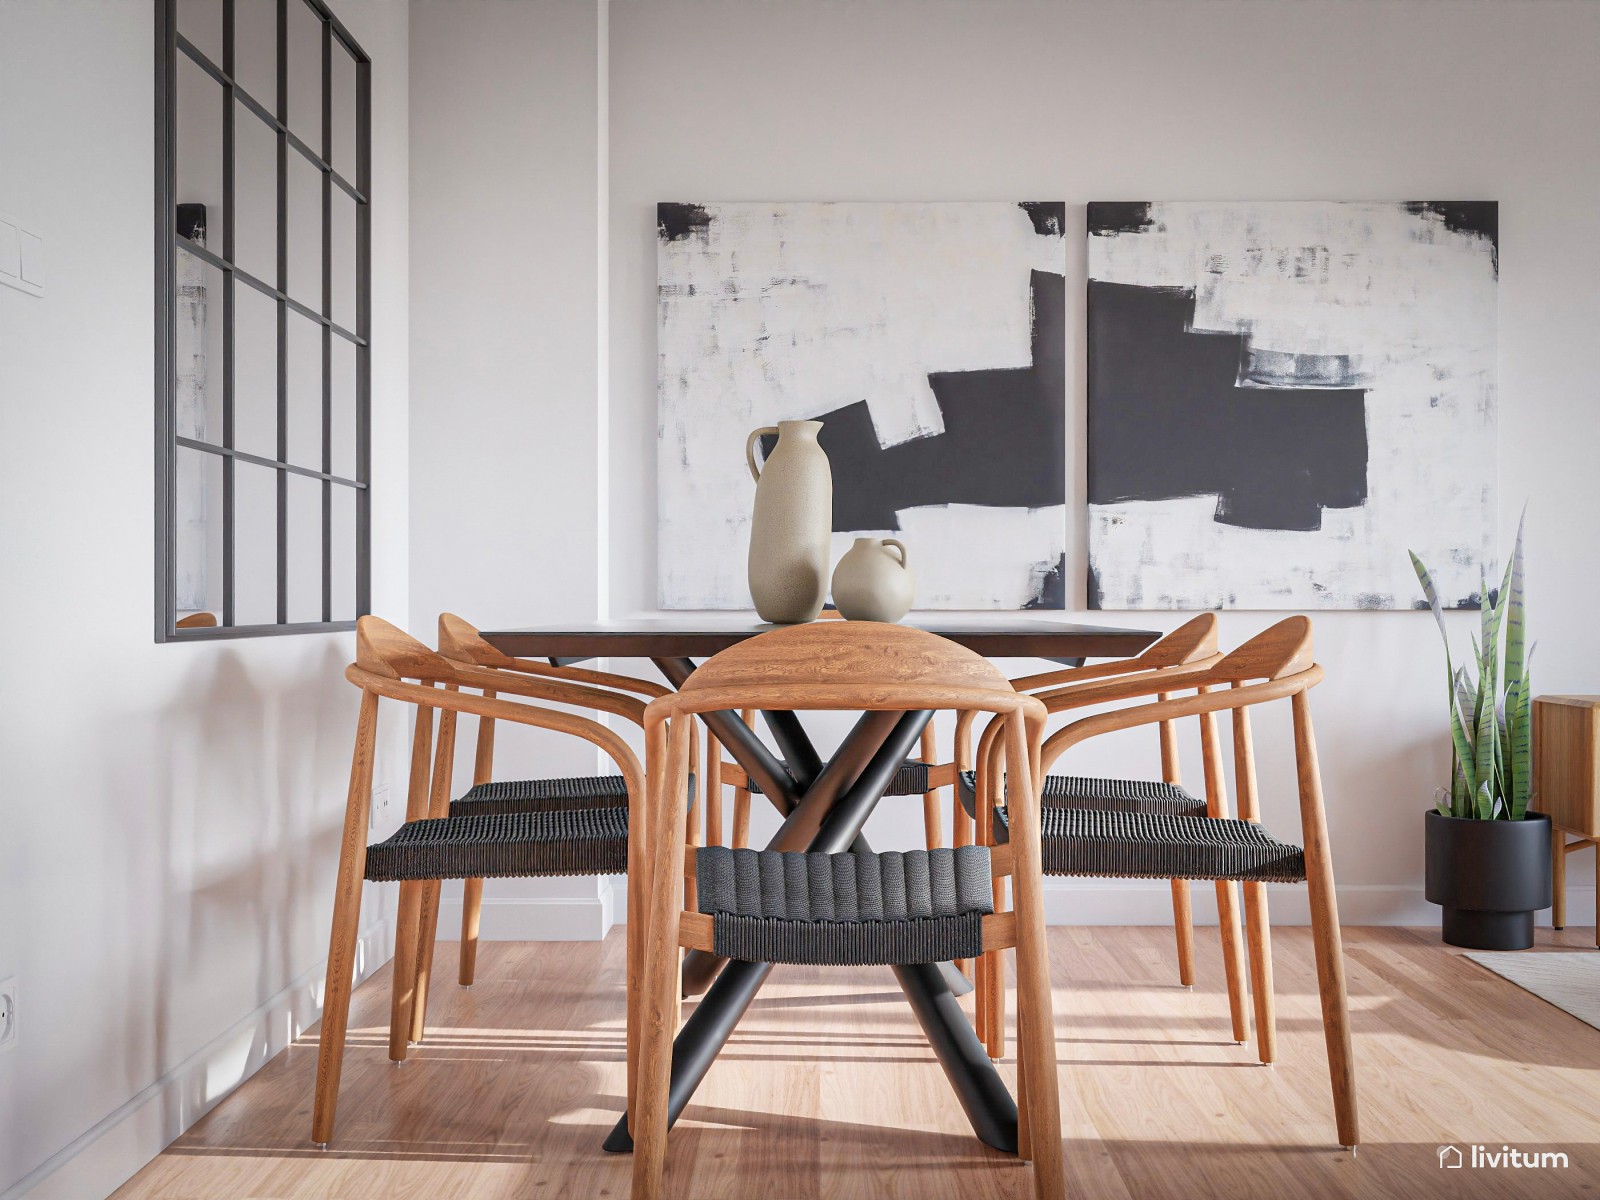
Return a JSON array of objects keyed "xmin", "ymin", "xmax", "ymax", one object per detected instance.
[{"xmin": 1438, "ymin": 1144, "xmax": 1570, "ymax": 1170}]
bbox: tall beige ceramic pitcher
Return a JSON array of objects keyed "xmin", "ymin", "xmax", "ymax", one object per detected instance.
[{"xmin": 745, "ymin": 420, "xmax": 832, "ymax": 624}]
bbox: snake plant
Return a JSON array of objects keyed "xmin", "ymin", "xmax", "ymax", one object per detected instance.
[{"xmin": 1410, "ymin": 514, "xmax": 1532, "ymax": 820}]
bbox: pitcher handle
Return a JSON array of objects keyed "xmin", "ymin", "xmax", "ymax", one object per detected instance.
[
  {"xmin": 746, "ymin": 427, "xmax": 780, "ymax": 483},
  {"xmin": 883, "ymin": 538, "xmax": 908, "ymax": 567}
]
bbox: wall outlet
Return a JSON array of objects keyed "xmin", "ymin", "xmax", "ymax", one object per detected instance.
[
  {"xmin": 0, "ymin": 977, "xmax": 16, "ymax": 1052},
  {"xmin": 370, "ymin": 784, "xmax": 392, "ymax": 825}
]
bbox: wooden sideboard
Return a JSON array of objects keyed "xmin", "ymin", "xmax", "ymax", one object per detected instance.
[{"xmin": 1533, "ymin": 695, "xmax": 1600, "ymax": 942}]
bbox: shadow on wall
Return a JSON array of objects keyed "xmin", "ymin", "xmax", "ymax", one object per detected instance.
[{"xmin": 95, "ymin": 638, "xmax": 358, "ymax": 1133}]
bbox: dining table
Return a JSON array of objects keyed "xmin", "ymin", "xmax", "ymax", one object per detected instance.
[{"xmin": 481, "ymin": 615, "xmax": 1159, "ymax": 1156}]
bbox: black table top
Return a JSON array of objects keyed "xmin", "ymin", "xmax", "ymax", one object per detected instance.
[{"xmin": 481, "ymin": 615, "xmax": 1160, "ymax": 661}]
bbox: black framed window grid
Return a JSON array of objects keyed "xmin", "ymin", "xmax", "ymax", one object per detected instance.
[{"xmin": 155, "ymin": 0, "xmax": 371, "ymax": 641}]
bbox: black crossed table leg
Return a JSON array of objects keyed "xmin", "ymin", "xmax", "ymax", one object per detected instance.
[{"xmin": 602, "ymin": 656, "xmax": 1019, "ymax": 1155}]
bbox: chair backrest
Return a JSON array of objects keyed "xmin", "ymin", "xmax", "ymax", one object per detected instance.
[
  {"xmin": 1137, "ymin": 613, "xmax": 1219, "ymax": 668},
  {"xmin": 1209, "ymin": 615, "xmax": 1313, "ymax": 684},
  {"xmin": 437, "ymin": 611, "xmax": 517, "ymax": 668},
  {"xmin": 674, "ymin": 621, "xmax": 1023, "ymax": 716},
  {"xmin": 357, "ymin": 615, "xmax": 454, "ymax": 681}
]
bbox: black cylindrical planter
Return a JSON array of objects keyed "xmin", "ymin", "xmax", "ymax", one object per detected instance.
[{"xmin": 1424, "ymin": 810, "xmax": 1552, "ymax": 950}]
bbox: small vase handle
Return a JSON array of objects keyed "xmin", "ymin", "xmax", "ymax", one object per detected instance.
[
  {"xmin": 746, "ymin": 426, "xmax": 780, "ymax": 483},
  {"xmin": 883, "ymin": 538, "xmax": 908, "ymax": 567}
]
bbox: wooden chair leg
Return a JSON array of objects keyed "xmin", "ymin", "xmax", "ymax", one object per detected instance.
[
  {"xmin": 973, "ymin": 790, "xmax": 989, "ymax": 1045},
  {"xmin": 626, "ymin": 721, "xmax": 661, "ymax": 1136},
  {"xmin": 388, "ymin": 880, "xmax": 425, "ymax": 1060},
  {"xmin": 684, "ymin": 790, "xmax": 701, "ymax": 913},
  {"xmin": 1157, "ymin": 710, "xmax": 1196, "ymax": 991},
  {"xmin": 921, "ymin": 723, "xmax": 941, "ymax": 850},
  {"xmin": 459, "ymin": 877, "xmax": 484, "ymax": 984},
  {"xmin": 1199, "ymin": 701, "xmax": 1250, "ymax": 1046},
  {"xmin": 728, "ymin": 709, "xmax": 754, "ymax": 849},
  {"xmin": 1593, "ymin": 843, "xmax": 1598, "ymax": 949},
  {"xmin": 1216, "ymin": 880, "xmax": 1251, "ymax": 1044},
  {"xmin": 633, "ymin": 720, "xmax": 692, "ymax": 1200},
  {"xmin": 1242, "ymin": 880, "xmax": 1275, "ymax": 1064},
  {"xmin": 1293, "ymin": 691, "xmax": 1359, "ymax": 1147},
  {"xmin": 311, "ymin": 691, "xmax": 378, "ymax": 1147},
  {"xmin": 975, "ymin": 743, "xmax": 1007, "ymax": 1059},
  {"xmin": 633, "ymin": 943, "xmax": 677, "ymax": 1200},
  {"xmin": 705, "ymin": 733, "xmax": 723, "ymax": 848},
  {"xmin": 975, "ymin": 948, "xmax": 988, "ymax": 1044},
  {"xmin": 1170, "ymin": 879, "xmax": 1195, "ymax": 987},
  {"xmin": 410, "ymin": 881, "xmax": 442, "ymax": 1043},
  {"xmin": 954, "ymin": 780, "xmax": 974, "ymax": 978},
  {"xmin": 1006, "ymin": 717, "xmax": 1065, "ymax": 1199},
  {"xmin": 459, "ymin": 703, "xmax": 495, "ymax": 987},
  {"xmin": 1015, "ymin": 1023, "xmax": 1031, "ymax": 1160},
  {"xmin": 985, "ymin": 948, "xmax": 1006, "ymax": 1060},
  {"xmin": 1550, "ymin": 830, "xmax": 1566, "ymax": 929},
  {"xmin": 389, "ymin": 700, "xmax": 437, "ymax": 1055},
  {"xmin": 409, "ymin": 702, "xmax": 458, "ymax": 1044}
]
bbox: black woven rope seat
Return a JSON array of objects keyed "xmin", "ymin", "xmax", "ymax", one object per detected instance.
[
  {"xmin": 957, "ymin": 771, "xmax": 1207, "ymax": 820},
  {"xmin": 1029, "ymin": 808, "xmax": 1306, "ymax": 884},
  {"xmin": 695, "ymin": 846, "xmax": 993, "ymax": 966},
  {"xmin": 449, "ymin": 772, "xmax": 691, "ymax": 818},
  {"xmin": 364, "ymin": 808, "xmax": 628, "ymax": 882},
  {"xmin": 745, "ymin": 759, "xmax": 931, "ymax": 797},
  {"xmin": 449, "ymin": 774, "xmax": 627, "ymax": 816}
]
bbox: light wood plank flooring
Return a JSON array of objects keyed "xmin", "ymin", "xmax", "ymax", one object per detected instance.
[{"xmin": 113, "ymin": 927, "xmax": 1600, "ymax": 1199}]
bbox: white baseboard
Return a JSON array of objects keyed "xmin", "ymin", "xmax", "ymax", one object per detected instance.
[
  {"xmin": 435, "ymin": 890, "xmax": 614, "ymax": 942},
  {"xmin": 3, "ymin": 918, "xmax": 394, "ymax": 1200},
  {"xmin": 1044, "ymin": 880, "xmax": 1596, "ymax": 926},
  {"xmin": 611, "ymin": 876, "xmax": 1594, "ymax": 929}
]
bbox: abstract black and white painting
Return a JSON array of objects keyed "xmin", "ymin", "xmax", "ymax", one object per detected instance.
[
  {"xmin": 657, "ymin": 202, "xmax": 1066, "ymax": 610},
  {"xmin": 1087, "ymin": 201, "xmax": 1497, "ymax": 610}
]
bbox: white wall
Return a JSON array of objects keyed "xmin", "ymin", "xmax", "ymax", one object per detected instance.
[
  {"xmin": 2, "ymin": 4, "xmax": 1596, "ymax": 1189},
  {"xmin": 606, "ymin": 0, "xmax": 1600, "ymax": 922},
  {"xmin": 0, "ymin": 1, "xmax": 409, "ymax": 1195},
  {"xmin": 408, "ymin": 0, "xmax": 612, "ymax": 938}
]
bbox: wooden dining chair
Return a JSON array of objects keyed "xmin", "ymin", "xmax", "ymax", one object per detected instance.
[
  {"xmin": 631, "ymin": 621, "xmax": 1064, "ymax": 1200},
  {"xmin": 977, "ymin": 617, "xmax": 1359, "ymax": 1149},
  {"xmin": 970, "ymin": 615, "xmax": 1231, "ymax": 1052},
  {"xmin": 431, "ymin": 613, "xmax": 695, "ymax": 996},
  {"xmin": 310, "ymin": 616, "xmax": 651, "ymax": 1147}
]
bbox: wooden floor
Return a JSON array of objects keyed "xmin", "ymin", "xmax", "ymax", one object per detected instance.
[{"xmin": 114, "ymin": 926, "xmax": 1600, "ymax": 1199}]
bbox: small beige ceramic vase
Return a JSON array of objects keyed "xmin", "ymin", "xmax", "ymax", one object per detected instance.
[
  {"xmin": 831, "ymin": 537, "xmax": 915, "ymax": 623},
  {"xmin": 746, "ymin": 420, "xmax": 832, "ymax": 624}
]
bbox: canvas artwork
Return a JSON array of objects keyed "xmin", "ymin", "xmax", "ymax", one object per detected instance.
[
  {"xmin": 657, "ymin": 201, "xmax": 1067, "ymax": 610},
  {"xmin": 1087, "ymin": 200, "xmax": 1498, "ymax": 611}
]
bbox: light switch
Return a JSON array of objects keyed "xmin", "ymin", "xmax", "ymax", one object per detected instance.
[
  {"xmin": 0, "ymin": 212, "xmax": 43, "ymax": 297},
  {"xmin": 18, "ymin": 230, "xmax": 43, "ymax": 287},
  {"xmin": 0, "ymin": 220, "xmax": 18, "ymax": 279}
]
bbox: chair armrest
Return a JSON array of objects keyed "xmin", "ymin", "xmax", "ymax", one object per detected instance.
[
  {"xmin": 499, "ymin": 656, "xmax": 673, "ymax": 700},
  {"xmin": 1038, "ymin": 667, "xmax": 1321, "ymax": 777},
  {"xmin": 346, "ymin": 664, "xmax": 647, "ymax": 797},
  {"xmin": 1009, "ymin": 657, "xmax": 1158, "ymax": 693},
  {"xmin": 1031, "ymin": 657, "xmax": 1221, "ymax": 712},
  {"xmin": 446, "ymin": 661, "xmax": 650, "ymax": 728}
]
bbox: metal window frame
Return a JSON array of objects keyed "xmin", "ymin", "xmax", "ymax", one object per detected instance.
[{"xmin": 154, "ymin": 0, "xmax": 371, "ymax": 643}]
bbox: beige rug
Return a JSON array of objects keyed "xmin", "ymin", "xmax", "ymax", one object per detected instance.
[{"xmin": 1466, "ymin": 951, "xmax": 1600, "ymax": 1030}]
